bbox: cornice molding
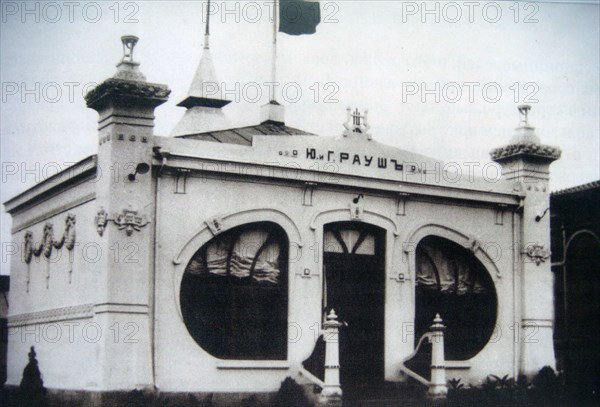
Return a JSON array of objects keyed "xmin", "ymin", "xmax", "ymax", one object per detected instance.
[
  {"xmin": 7, "ymin": 303, "xmax": 149, "ymax": 327},
  {"xmin": 8, "ymin": 303, "xmax": 94, "ymax": 327},
  {"xmin": 85, "ymin": 78, "xmax": 170, "ymax": 109},
  {"xmin": 490, "ymin": 143, "xmax": 562, "ymax": 161}
]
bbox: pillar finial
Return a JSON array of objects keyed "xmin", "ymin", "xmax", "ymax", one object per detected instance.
[
  {"xmin": 430, "ymin": 313, "xmax": 446, "ymax": 331},
  {"xmin": 518, "ymin": 104, "xmax": 532, "ymax": 127},
  {"xmin": 113, "ymin": 35, "xmax": 146, "ymax": 81},
  {"xmin": 120, "ymin": 35, "xmax": 139, "ymax": 63}
]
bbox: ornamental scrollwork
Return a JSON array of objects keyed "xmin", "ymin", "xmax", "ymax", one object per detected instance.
[
  {"xmin": 53, "ymin": 214, "xmax": 76, "ymax": 251},
  {"xmin": 22, "ymin": 213, "xmax": 77, "ymax": 290},
  {"xmin": 206, "ymin": 216, "xmax": 224, "ymax": 235},
  {"xmin": 523, "ymin": 243, "xmax": 550, "ymax": 266},
  {"xmin": 465, "ymin": 236, "xmax": 482, "ymax": 253},
  {"xmin": 342, "ymin": 107, "xmax": 372, "ymax": 141},
  {"xmin": 113, "ymin": 208, "xmax": 150, "ymax": 236},
  {"xmin": 30, "ymin": 223, "xmax": 54, "ymax": 259},
  {"xmin": 95, "ymin": 207, "xmax": 150, "ymax": 236},
  {"xmin": 95, "ymin": 207, "xmax": 109, "ymax": 236},
  {"xmin": 23, "ymin": 231, "xmax": 34, "ymax": 265}
]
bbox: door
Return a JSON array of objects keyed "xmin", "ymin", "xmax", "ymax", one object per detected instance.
[{"xmin": 323, "ymin": 222, "xmax": 385, "ymax": 386}]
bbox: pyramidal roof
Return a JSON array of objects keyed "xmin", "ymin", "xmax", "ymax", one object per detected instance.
[{"xmin": 171, "ymin": 35, "xmax": 231, "ymax": 137}]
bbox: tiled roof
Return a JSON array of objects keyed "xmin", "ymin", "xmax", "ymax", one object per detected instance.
[
  {"xmin": 176, "ymin": 121, "xmax": 315, "ymax": 145},
  {"xmin": 552, "ymin": 180, "xmax": 600, "ymax": 196}
]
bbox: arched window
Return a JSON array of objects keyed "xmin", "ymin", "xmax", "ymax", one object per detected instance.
[
  {"xmin": 415, "ymin": 236, "xmax": 497, "ymax": 360},
  {"xmin": 180, "ymin": 222, "xmax": 288, "ymax": 360}
]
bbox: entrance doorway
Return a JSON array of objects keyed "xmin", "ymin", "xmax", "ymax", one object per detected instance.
[{"xmin": 323, "ymin": 222, "xmax": 385, "ymax": 386}]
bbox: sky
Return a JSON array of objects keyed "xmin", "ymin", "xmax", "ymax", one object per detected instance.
[{"xmin": 1, "ymin": 0, "xmax": 599, "ymax": 274}]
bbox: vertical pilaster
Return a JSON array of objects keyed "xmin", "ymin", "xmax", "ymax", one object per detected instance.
[
  {"xmin": 491, "ymin": 105, "xmax": 561, "ymax": 377},
  {"xmin": 85, "ymin": 36, "xmax": 170, "ymax": 391}
]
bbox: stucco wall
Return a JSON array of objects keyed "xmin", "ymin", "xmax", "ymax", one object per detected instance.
[
  {"xmin": 154, "ymin": 170, "xmax": 518, "ymax": 391},
  {"xmin": 7, "ymin": 185, "xmax": 104, "ymax": 390}
]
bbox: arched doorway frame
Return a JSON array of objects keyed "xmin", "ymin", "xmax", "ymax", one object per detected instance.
[{"xmin": 309, "ymin": 208, "xmax": 399, "ymax": 379}]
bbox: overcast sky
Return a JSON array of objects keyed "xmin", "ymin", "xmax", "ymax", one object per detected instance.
[{"xmin": 1, "ymin": 0, "xmax": 599, "ymax": 274}]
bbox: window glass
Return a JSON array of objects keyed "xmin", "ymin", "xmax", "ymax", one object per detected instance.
[
  {"xmin": 180, "ymin": 222, "xmax": 288, "ymax": 360},
  {"xmin": 415, "ymin": 236, "xmax": 497, "ymax": 360}
]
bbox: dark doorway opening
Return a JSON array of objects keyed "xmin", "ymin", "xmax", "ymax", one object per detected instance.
[
  {"xmin": 322, "ymin": 222, "xmax": 386, "ymax": 387},
  {"xmin": 559, "ymin": 233, "xmax": 600, "ymax": 402}
]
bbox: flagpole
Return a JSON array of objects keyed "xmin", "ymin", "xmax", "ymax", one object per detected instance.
[
  {"xmin": 204, "ymin": 0, "xmax": 211, "ymax": 49},
  {"xmin": 270, "ymin": 0, "xmax": 278, "ymax": 102}
]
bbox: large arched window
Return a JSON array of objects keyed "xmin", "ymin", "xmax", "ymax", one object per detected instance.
[
  {"xmin": 415, "ymin": 236, "xmax": 497, "ymax": 360},
  {"xmin": 180, "ymin": 222, "xmax": 288, "ymax": 360}
]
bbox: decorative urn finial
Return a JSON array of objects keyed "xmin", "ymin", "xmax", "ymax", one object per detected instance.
[
  {"xmin": 518, "ymin": 104, "xmax": 531, "ymax": 126},
  {"xmin": 490, "ymin": 105, "xmax": 561, "ymax": 163},
  {"xmin": 120, "ymin": 35, "xmax": 139, "ymax": 63},
  {"xmin": 113, "ymin": 35, "xmax": 146, "ymax": 82}
]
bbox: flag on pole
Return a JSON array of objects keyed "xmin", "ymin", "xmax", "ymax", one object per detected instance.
[{"xmin": 279, "ymin": 0, "xmax": 321, "ymax": 35}]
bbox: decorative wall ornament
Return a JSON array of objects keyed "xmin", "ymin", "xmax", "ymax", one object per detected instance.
[
  {"xmin": 390, "ymin": 272, "xmax": 409, "ymax": 284},
  {"xmin": 22, "ymin": 214, "xmax": 77, "ymax": 291},
  {"xmin": 524, "ymin": 244, "xmax": 550, "ymax": 266},
  {"xmin": 54, "ymin": 214, "xmax": 76, "ymax": 283},
  {"xmin": 23, "ymin": 232, "xmax": 34, "ymax": 264},
  {"xmin": 96, "ymin": 207, "xmax": 150, "ymax": 237},
  {"xmin": 309, "ymin": 208, "xmax": 400, "ymax": 236},
  {"xmin": 495, "ymin": 205, "xmax": 506, "ymax": 226},
  {"xmin": 175, "ymin": 169, "xmax": 191, "ymax": 194},
  {"xmin": 396, "ymin": 193, "xmax": 409, "ymax": 216},
  {"xmin": 173, "ymin": 208, "xmax": 304, "ymax": 266},
  {"xmin": 303, "ymin": 182, "xmax": 316, "ymax": 206},
  {"xmin": 527, "ymin": 182, "xmax": 548, "ymax": 193},
  {"xmin": 95, "ymin": 207, "xmax": 109, "ymax": 236},
  {"xmin": 405, "ymin": 223, "xmax": 503, "ymax": 281},
  {"xmin": 206, "ymin": 216, "xmax": 224, "ymax": 235},
  {"xmin": 55, "ymin": 214, "xmax": 77, "ymax": 251},
  {"xmin": 350, "ymin": 202, "xmax": 363, "ymax": 220},
  {"xmin": 114, "ymin": 208, "xmax": 150, "ymax": 236},
  {"xmin": 23, "ymin": 231, "xmax": 33, "ymax": 291},
  {"xmin": 465, "ymin": 236, "xmax": 481, "ymax": 253},
  {"xmin": 41, "ymin": 223, "xmax": 54, "ymax": 259},
  {"xmin": 342, "ymin": 107, "xmax": 372, "ymax": 140}
]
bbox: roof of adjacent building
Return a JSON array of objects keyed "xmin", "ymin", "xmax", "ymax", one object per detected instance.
[
  {"xmin": 552, "ymin": 180, "xmax": 600, "ymax": 196},
  {"xmin": 176, "ymin": 120, "xmax": 315, "ymax": 145}
]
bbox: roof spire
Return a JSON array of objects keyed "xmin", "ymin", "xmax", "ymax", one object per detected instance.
[
  {"xmin": 171, "ymin": 0, "xmax": 231, "ymax": 136},
  {"xmin": 204, "ymin": 0, "xmax": 211, "ymax": 50}
]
